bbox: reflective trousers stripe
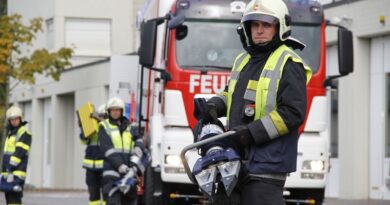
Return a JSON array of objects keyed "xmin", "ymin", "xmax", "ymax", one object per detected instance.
[
  {"xmin": 83, "ymin": 159, "xmax": 104, "ymax": 169},
  {"xmin": 2, "ymin": 171, "xmax": 26, "ymax": 180},
  {"xmin": 89, "ymin": 200, "xmax": 102, "ymax": 205},
  {"xmin": 103, "ymin": 170, "xmax": 120, "ymax": 178},
  {"xmin": 10, "ymin": 156, "xmax": 21, "ymax": 166}
]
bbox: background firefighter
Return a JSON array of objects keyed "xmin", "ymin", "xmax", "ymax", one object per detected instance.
[
  {"xmin": 1, "ymin": 106, "xmax": 32, "ymax": 205},
  {"xmin": 79, "ymin": 103, "xmax": 107, "ymax": 205},
  {"xmin": 98, "ymin": 97, "xmax": 146, "ymax": 205}
]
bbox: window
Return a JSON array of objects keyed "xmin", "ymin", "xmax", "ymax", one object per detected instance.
[
  {"xmin": 386, "ymin": 74, "xmax": 390, "ymax": 157},
  {"xmin": 330, "ymin": 81, "xmax": 338, "ymax": 157},
  {"xmin": 65, "ymin": 18, "xmax": 111, "ymax": 56},
  {"xmin": 176, "ymin": 20, "xmax": 242, "ymax": 71},
  {"xmin": 327, "ymin": 45, "xmax": 339, "ymax": 157},
  {"xmin": 46, "ymin": 18, "xmax": 54, "ymax": 51},
  {"xmin": 318, "ymin": 0, "xmax": 364, "ymax": 8},
  {"xmin": 291, "ymin": 25, "xmax": 321, "ymax": 74}
]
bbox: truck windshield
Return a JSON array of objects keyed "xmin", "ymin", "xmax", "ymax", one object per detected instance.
[
  {"xmin": 176, "ymin": 20, "xmax": 242, "ymax": 71},
  {"xmin": 291, "ymin": 25, "xmax": 321, "ymax": 74},
  {"xmin": 176, "ymin": 21, "xmax": 321, "ymax": 73}
]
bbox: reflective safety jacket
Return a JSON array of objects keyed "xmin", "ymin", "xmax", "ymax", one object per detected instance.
[
  {"xmin": 210, "ymin": 44, "xmax": 311, "ymax": 174},
  {"xmin": 98, "ymin": 117, "xmax": 139, "ymax": 179},
  {"xmin": 80, "ymin": 132, "xmax": 104, "ymax": 171},
  {"xmin": 1, "ymin": 123, "xmax": 32, "ymax": 182}
]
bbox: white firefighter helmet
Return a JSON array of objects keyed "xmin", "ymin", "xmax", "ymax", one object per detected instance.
[
  {"xmin": 6, "ymin": 106, "xmax": 23, "ymax": 120},
  {"xmin": 106, "ymin": 97, "xmax": 125, "ymax": 111},
  {"xmin": 97, "ymin": 104, "xmax": 106, "ymax": 115},
  {"xmin": 241, "ymin": 0, "xmax": 291, "ymax": 44}
]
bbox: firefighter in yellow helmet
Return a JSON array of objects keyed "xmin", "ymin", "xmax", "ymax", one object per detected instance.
[
  {"xmin": 79, "ymin": 103, "xmax": 107, "ymax": 205},
  {"xmin": 1, "ymin": 106, "xmax": 32, "ymax": 205},
  {"xmin": 98, "ymin": 97, "xmax": 145, "ymax": 205},
  {"xmin": 195, "ymin": 0, "xmax": 312, "ymax": 204}
]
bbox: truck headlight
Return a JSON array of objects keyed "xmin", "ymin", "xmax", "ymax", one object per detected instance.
[
  {"xmin": 302, "ymin": 160, "xmax": 324, "ymax": 171},
  {"xmin": 165, "ymin": 155, "xmax": 182, "ymax": 167}
]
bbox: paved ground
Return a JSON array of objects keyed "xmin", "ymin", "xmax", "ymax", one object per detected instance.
[
  {"xmin": 0, "ymin": 190, "xmax": 88, "ymax": 205},
  {"xmin": 325, "ymin": 198, "xmax": 390, "ymax": 205},
  {"xmin": 0, "ymin": 191, "xmax": 389, "ymax": 205}
]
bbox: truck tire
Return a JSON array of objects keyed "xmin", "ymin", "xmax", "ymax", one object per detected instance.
[
  {"xmin": 144, "ymin": 166, "xmax": 164, "ymax": 205},
  {"xmin": 287, "ymin": 188, "xmax": 325, "ymax": 205},
  {"xmin": 311, "ymin": 188, "xmax": 325, "ymax": 205}
]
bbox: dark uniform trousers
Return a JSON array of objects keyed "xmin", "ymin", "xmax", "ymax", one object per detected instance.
[
  {"xmin": 5, "ymin": 189, "xmax": 23, "ymax": 205},
  {"xmin": 213, "ymin": 171, "xmax": 285, "ymax": 205},
  {"xmin": 86, "ymin": 169, "xmax": 105, "ymax": 203}
]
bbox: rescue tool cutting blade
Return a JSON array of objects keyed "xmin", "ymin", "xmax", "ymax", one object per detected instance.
[
  {"xmin": 194, "ymin": 166, "xmax": 218, "ymax": 198},
  {"xmin": 217, "ymin": 160, "xmax": 241, "ymax": 196}
]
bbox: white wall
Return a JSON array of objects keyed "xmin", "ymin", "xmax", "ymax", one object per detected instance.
[
  {"xmin": 8, "ymin": 0, "xmax": 138, "ymax": 66},
  {"xmin": 55, "ymin": 0, "xmax": 134, "ymax": 56},
  {"xmin": 324, "ymin": 0, "xmax": 390, "ymax": 200}
]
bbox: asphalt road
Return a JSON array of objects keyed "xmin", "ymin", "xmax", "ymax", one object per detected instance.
[{"xmin": 0, "ymin": 191, "xmax": 389, "ymax": 205}]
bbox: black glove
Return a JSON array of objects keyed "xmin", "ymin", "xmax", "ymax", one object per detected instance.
[
  {"xmin": 79, "ymin": 133, "xmax": 90, "ymax": 143},
  {"xmin": 231, "ymin": 125, "xmax": 254, "ymax": 148},
  {"xmin": 90, "ymin": 112, "xmax": 104, "ymax": 122},
  {"xmin": 193, "ymin": 98, "xmax": 218, "ymax": 123}
]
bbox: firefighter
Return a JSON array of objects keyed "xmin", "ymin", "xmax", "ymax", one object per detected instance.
[
  {"xmin": 98, "ymin": 97, "xmax": 144, "ymax": 205},
  {"xmin": 1, "ymin": 106, "xmax": 32, "ymax": 205},
  {"xmin": 194, "ymin": 0, "xmax": 312, "ymax": 204},
  {"xmin": 79, "ymin": 104, "xmax": 107, "ymax": 205}
]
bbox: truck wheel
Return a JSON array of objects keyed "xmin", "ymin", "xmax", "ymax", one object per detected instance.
[
  {"xmin": 312, "ymin": 188, "xmax": 325, "ymax": 205},
  {"xmin": 144, "ymin": 166, "xmax": 164, "ymax": 205},
  {"xmin": 288, "ymin": 188, "xmax": 325, "ymax": 205}
]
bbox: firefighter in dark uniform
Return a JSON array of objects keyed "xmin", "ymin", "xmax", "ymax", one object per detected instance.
[
  {"xmin": 1, "ymin": 106, "xmax": 32, "ymax": 205},
  {"xmin": 195, "ymin": 0, "xmax": 312, "ymax": 204},
  {"xmin": 79, "ymin": 104, "xmax": 107, "ymax": 205},
  {"xmin": 98, "ymin": 97, "xmax": 145, "ymax": 205}
]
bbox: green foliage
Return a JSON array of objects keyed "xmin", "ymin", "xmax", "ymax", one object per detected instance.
[{"xmin": 0, "ymin": 14, "xmax": 73, "ymax": 84}]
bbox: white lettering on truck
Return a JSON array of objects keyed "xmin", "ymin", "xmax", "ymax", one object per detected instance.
[{"xmin": 190, "ymin": 74, "xmax": 229, "ymax": 94}]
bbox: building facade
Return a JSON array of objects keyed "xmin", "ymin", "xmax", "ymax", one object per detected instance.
[
  {"xmin": 322, "ymin": 0, "xmax": 390, "ymax": 200},
  {"xmin": 8, "ymin": 0, "xmax": 144, "ymax": 189}
]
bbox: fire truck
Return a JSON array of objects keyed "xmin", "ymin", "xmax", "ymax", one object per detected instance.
[{"xmin": 136, "ymin": 0, "xmax": 353, "ymax": 204}]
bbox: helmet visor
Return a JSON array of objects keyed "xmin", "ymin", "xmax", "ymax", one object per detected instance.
[{"xmin": 241, "ymin": 13, "xmax": 278, "ymax": 24}]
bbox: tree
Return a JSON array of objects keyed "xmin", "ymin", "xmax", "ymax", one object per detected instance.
[{"xmin": 0, "ymin": 13, "xmax": 73, "ymax": 149}]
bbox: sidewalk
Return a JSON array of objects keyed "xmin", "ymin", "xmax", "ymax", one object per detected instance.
[
  {"xmin": 0, "ymin": 190, "xmax": 389, "ymax": 205},
  {"xmin": 0, "ymin": 190, "xmax": 88, "ymax": 205},
  {"xmin": 325, "ymin": 198, "xmax": 390, "ymax": 205}
]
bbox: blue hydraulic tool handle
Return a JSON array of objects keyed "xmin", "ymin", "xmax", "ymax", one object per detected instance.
[{"xmin": 180, "ymin": 131, "xmax": 236, "ymax": 184}]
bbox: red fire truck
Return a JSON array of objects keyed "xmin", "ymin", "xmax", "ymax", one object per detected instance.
[{"xmin": 136, "ymin": 0, "xmax": 353, "ymax": 204}]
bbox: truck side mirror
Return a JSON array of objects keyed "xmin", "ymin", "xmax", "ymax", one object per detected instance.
[
  {"xmin": 338, "ymin": 28, "xmax": 353, "ymax": 75},
  {"xmin": 168, "ymin": 13, "xmax": 185, "ymax": 29},
  {"xmin": 176, "ymin": 25, "xmax": 188, "ymax": 40},
  {"xmin": 139, "ymin": 20, "xmax": 157, "ymax": 67}
]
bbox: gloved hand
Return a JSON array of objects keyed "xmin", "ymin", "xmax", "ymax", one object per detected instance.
[
  {"xmin": 193, "ymin": 98, "xmax": 217, "ymax": 123},
  {"xmin": 132, "ymin": 146, "xmax": 143, "ymax": 158},
  {"xmin": 79, "ymin": 133, "xmax": 89, "ymax": 142},
  {"xmin": 90, "ymin": 112, "xmax": 103, "ymax": 122},
  {"xmin": 6, "ymin": 173, "xmax": 14, "ymax": 183},
  {"xmin": 230, "ymin": 125, "xmax": 254, "ymax": 148},
  {"xmin": 118, "ymin": 164, "xmax": 130, "ymax": 174}
]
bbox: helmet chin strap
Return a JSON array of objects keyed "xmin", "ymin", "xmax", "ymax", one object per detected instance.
[{"xmin": 254, "ymin": 40, "xmax": 272, "ymax": 46}]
